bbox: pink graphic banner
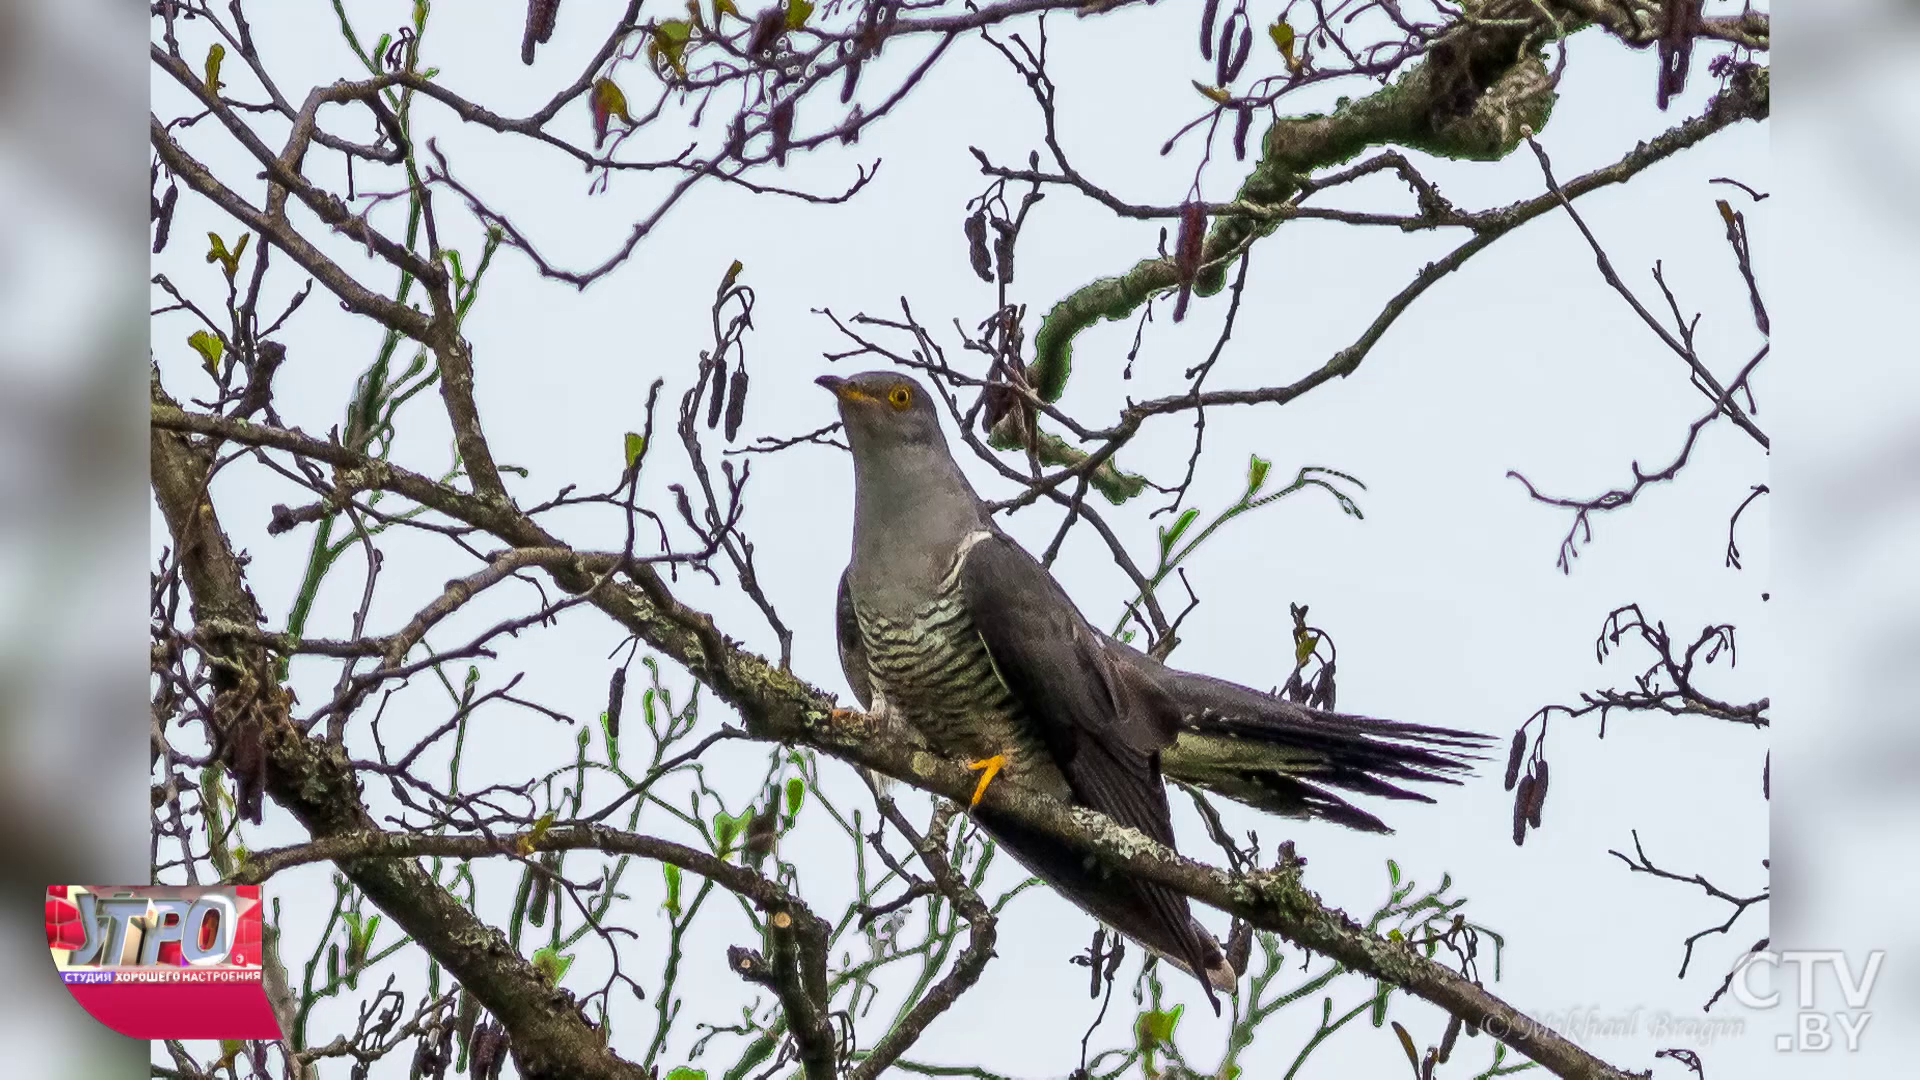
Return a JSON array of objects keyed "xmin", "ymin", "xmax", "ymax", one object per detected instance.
[{"xmin": 46, "ymin": 884, "xmax": 282, "ymax": 1039}]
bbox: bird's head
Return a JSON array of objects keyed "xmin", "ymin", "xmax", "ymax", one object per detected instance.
[
  {"xmin": 817, "ymin": 369, "xmax": 986, "ymax": 578},
  {"xmin": 815, "ymin": 371, "xmax": 948, "ymax": 460}
]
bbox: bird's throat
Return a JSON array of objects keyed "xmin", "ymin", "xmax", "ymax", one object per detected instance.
[{"xmin": 847, "ymin": 451, "xmax": 986, "ymax": 611}]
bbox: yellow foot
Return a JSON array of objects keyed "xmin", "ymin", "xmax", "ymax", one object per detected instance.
[
  {"xmin": 829, "ymin": 708, "xmax": 861, "ymax": 723},
  {"xmin": 965, "ymin": 754, "xmax": 1008, "ymax": 809}
]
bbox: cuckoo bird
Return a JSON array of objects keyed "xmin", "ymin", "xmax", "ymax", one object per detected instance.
[{"xmin": 819, "ymin": 370, "xmax": 1488, "ymax": 1007}]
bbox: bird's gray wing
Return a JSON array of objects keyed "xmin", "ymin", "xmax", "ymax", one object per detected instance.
[
  {"xmin": 959, "ymin": 534, "xmax": 1229, "ymax": 1002},
  {"xmin": 835, "ymin": 568, "xmax": 872, "ymax": 710},
  {"xmin": 959, "ymin": 533, "xmax": 1178, "ymax": 821}
]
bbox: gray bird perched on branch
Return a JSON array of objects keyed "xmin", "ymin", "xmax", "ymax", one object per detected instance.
[{"xmin": 818, "ymin": 370, "xmax": 1489, "ymax": 1010}]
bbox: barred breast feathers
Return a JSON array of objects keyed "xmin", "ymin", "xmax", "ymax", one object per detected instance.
[{"xmin": 853, "ymin": 529, "xmax": 1057, "ymax": 785}]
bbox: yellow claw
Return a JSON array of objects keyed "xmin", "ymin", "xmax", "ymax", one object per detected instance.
[
  {"xmin": 966, "ymin": 754, "xmax": 1008, "ymax": 809},
  {"xmin": 829, "ymin": 708, "xmax": 860, "ymax": 722}
]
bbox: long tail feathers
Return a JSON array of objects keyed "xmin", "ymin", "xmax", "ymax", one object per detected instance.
[{"xmin": 1130, "ymin": 659, "xmax": 1492, "ymax": 833}]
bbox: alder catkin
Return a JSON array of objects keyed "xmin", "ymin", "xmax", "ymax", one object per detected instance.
[
  {"xmin": 1173, "ymin": 201, "xmax": 1206, "ymax": 321},
  {"xmin": 706, "ymin": 355, "xmax": 727, "ymax": 428},
  {"xmin": 522, "ymin": 0, "xmax": 559, "ymax": 65},
  {"xmin": 725, "ymin": 364, "xmax": 749, "ymax": 441},
  {"xmin": 153, "ymin": 185, "xmax": 178, "ymax": 254},
  {"xmin": 1512, "ymin": 775, "xmax": 1535, "ymax": 846},
  {"xmin": 964, "ymin": 211, "xmax": 993, "ymax": 282},
  {"xmin": 991, "ymin": 218, "xmax": 1017, "ymax": 284},
  {"xmin": 605, "ymin": 666, "xmax": 626, "ymax": 740},
  {"xmin": 1176, "ymin": 202, "xmax": 1206, "ymax": 277},
  {"xmin": 1503, "ymin": 730, "xmax": 1526, "ymax": 790},
  {"xmin": 1228, "ymin": 20, "xmax": 1252, "ymax": 82},
  {"xmin": 470, "ymin": 1024, "xmax": 499, "ymax": 1080}
]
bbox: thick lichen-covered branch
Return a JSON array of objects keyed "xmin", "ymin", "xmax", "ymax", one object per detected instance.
[{"xmin": 151, "ymin": 375, "xmax": 652, "ymax": 1080}]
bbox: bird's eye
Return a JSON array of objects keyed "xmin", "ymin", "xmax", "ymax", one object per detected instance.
[{"xmin": 887, "ymin": 386, "xmax": 913, "ymax": 409}]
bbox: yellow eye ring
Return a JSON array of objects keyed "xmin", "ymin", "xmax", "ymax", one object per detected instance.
[{"xmin": 887, "ymin": 386, "xmax": 913, "ymax": 409}]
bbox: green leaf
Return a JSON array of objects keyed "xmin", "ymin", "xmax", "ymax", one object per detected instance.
[
  {"xmin": 712, "ymin": 808, "xmax": 753, "ymax": 857},
  {"xmin": 590, "ymin": 78, "xmax": 634, "ymax": 145},
  {"xmin": 599, "ymin": 710, "xmax": 621, "ymax": 764},
  {"xmin": 531, "ymin": 945, "xmax": 574, "ymax": 983},
  {"xmin": 343, "ymin": 912, "xmax": 378, "ymax": 968},
  {"xmin": 1246, "ymin": 454, "xmax": 1272, "ymax": 495},
  {"xmin": 648, "ymin": 19, "xmax": 693, "ymax": 79},
  {"xmin": 662, "ymin": 862, "xmax": 683, "ymax": 919},
  {"xmin": 188, "ymin": 331, "xmax": 224, "ymax": 377},
  {"xmin": 785, "ymin": 0, "xmax": 814, "ymax": 30},
  {"xmin": 1268, "ymin": 19, "xmax": 1297, "ymax": 69},
  {"xmin": 1388, "ymin": 859, "xmax": 1401, "ymax": 888},
  {"xmin": 203, "ymin": 44, "xmax": 226, "ymax": 96},
  {"xmin": 1158, "ymin": 508, "xmax": 1200, "ymax": 556},
  {"xmin": 1293, "ymin": 631, "xmax": 1318, "ymax": 666},
  {"xmin": 624, "ymin": 432, "xmax": 648, "ymax": 469},
  {"xmin": 516, "ymin": 811, "xmax": 556, "ymax": 856},
  {"xmin": 664, "ymin": 1069, "xmax": 708, "ymax": 1080},
  {"xmin": 785, "ymin": 776, "xmax": 806, "ymax": 819},
  {"xmin": 1192, "ymin": 80, "xmax": 1232, "ymax": 105},
  {"xmin": 205, "ymin": 232, "xmax": 244, "ymax": 279},
  {"xmin": 1138, "ymin": 1004, "xmax": 1184, "ymax": 1046},
  {"xmin": 655, "ymin": 18, "xmax": 692, "ymax": 46}
]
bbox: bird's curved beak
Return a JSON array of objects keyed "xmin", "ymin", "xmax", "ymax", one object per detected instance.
[{"xmin": 817, "ymin": 374, "xmax": 878, "ymax": 405}]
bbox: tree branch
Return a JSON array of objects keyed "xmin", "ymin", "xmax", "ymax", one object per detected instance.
[{"xmin": 152, "ymin": 390, "xmax": 1642, "ymax": 1079}]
